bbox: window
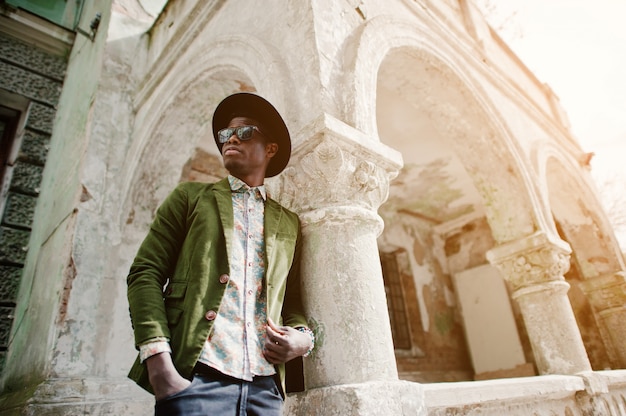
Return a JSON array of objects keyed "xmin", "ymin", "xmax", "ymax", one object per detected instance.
[
  {"xmin": 381, "ymin": 249, "xmax": 412, "ymax": 350},
  {"xmin": 0, "ymin": 104, "xmax": 23, "ymax": 216}
]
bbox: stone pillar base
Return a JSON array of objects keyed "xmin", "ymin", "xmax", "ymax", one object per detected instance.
[
  {"xmin": 285, "ymin": 381, "xmax": 426, "ymax": 416},
  {"xmin": 0, "ymin": 377, "xmax": 153, "ymax": 416}
]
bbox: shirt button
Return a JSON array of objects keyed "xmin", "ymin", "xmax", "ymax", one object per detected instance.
[
  {"xmin": 248, "ymin": 262, "xmax": 253, "ymax": 267},
  {"xmin": 205, "ymin": 310, "xmax": 217, "ymax": 321},
  {"xmin": 219, "ymin": 274, "xmax": 229, "ymax": 284},
  {"xmin": 246, "ymin": 322, "xmax": 251, "ymax": 328},
  {"xmin": 247, "ymin": 289, "xmax": 253, "ymax": 295}
]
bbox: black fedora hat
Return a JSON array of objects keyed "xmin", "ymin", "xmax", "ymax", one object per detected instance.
[{"xmin": 212, "ymin": 93, "xmax": 291, "ymax": 177}]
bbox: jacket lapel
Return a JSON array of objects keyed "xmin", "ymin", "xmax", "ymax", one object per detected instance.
[
  {"xmin": 264, "ymin": 198, "xmax": 283, "ymax": 277},
  {"xmin": 213, "ymin": 178, "xmax": 234, "ymax": 261}
]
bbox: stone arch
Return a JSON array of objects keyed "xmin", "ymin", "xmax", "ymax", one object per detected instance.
[
  {"xmin": 541, "ymin": 145, "xmax": 624, "ymax": 276},
  {"xmin": 343, "ymin": 14, "xmax": 548, "ymax": 244},
  {"xmin": 340, "ymin": 14, "xmax": 442, "ymax": 135},
  {"xmin": 119, "ymin": 33, "xmax": 298, "ymax": 232}
]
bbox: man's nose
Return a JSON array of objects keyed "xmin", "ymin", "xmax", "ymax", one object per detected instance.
[{"xmin": 226, "ymin": 132, "xmax": 241, "ymax": 143}]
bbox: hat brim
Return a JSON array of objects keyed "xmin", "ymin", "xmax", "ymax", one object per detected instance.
[{"xmin": 212, "ymin": 93, "xmax": 291, "ymax": 177}]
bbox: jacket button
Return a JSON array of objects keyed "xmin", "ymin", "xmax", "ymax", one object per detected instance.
[
  {"xmin": 205, "ymin": 310, "xmax": 217, "ymax": 321},
  {"xmin": 219, "ymin": 274, "xmax": 229, "ymax": 284}
]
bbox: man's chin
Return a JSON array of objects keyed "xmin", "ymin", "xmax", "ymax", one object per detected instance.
[{"xmin": 223, "ymin": 161, "xmax": 243, "ymax": 176}]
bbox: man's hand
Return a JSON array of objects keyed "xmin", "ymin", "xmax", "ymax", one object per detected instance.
[
  {"xmin": 263, "ymin": 318, "xmax": 313, "ymax": 364},
  {"xmin": 145, "ymin": 352, "xmax": 191, "ymax": 401}
]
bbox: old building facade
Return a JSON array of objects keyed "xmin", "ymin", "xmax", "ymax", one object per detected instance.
[{"xmin": 0, "ymin": 0, "xmax": 625, "ymax": 414}]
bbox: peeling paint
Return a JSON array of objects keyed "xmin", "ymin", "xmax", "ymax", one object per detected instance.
[
  {"xmin": 434, "ymin": 310, "xmax": 454, "ymax": 335},
  {"xmin": 56, "ymin": 255, "xmax": 76, "ymax": 325}
]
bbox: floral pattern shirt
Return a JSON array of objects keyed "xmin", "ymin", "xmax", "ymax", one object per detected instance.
[{"xmin": 197, "ymin": 176, "xmax": 274, "ymax": 380}]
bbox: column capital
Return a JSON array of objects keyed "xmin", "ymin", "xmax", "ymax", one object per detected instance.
[
  {"xmin": 267, "ymin": 114, "xmax": 402, "ymax": 215},
  {"xmin": 486, "ymin": 232, "xmax": 572, "ymax": 290}
]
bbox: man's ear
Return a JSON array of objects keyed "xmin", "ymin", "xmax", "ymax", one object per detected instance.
[{"xmin": 266, "ymin": 142, "xmax": 278, "ymax": 158}]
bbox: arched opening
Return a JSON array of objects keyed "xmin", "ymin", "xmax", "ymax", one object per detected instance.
[
  {"xmin": 376, "ymin": 47, "xmax": 536, "ymax": 382},
  {"xmin": 122, "ymin": 71, "xmax": 254, "ymax": 237}
]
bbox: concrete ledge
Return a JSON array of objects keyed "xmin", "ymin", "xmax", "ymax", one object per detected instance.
[
  {"xmin": 2, "ymin": 371, "xmax": 625, "ymax": 415},
  {"xmin": 575, "ymin": 370, "xmax": 626, "ymax": 415},
  {"xmin": 0, "ymin": 377, "xmax": 153, "ymax": 416},
  {"xmin": 589, "ymin": 370, "xmax": 626, "ymax": 388},
  {"xmin": 423, "ymin": 375, "xmax": 585, "ymax": 407},
  {"xmin": 285, "ymin": 380, "xmax": 426, "ymax": 416}
]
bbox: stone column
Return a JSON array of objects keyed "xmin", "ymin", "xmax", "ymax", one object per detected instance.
[
  {"xmin": 579, "ymin": 271, "xmax": 626, "ymax": 367},
  {"xmin": 272, "ymin": 115, "xmax": 426, "ymax": 416},
  {"xmin": 487, "ymin": 233, "xmax": 592, "ymax": 375}
]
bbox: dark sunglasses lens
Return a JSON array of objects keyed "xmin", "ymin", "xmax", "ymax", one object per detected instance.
[
  {"xmin": 218, "ymin": 126, "xmax": 257, "ymax": 143},
  {"xmin": 218, "ymin": 128, "xmax": 234, "ymax": 143},
  {"xmin": 237, "ymin": 126, "xmax": 254, "ymax": 140}
]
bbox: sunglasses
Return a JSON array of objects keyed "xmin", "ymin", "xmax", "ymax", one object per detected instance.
[{"xmin": 217, "ymin": 125, "xmax": 265, "ymax": 144}]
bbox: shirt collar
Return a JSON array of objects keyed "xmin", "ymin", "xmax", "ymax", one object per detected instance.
[{"xmin": 227, "ymin": 175, "xmax": 267, "ymax": 201}]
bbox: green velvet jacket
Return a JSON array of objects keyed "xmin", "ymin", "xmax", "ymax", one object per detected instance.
[{"xmin": 127, "ymin": 178, "xmax": 307, "ymax": 394}]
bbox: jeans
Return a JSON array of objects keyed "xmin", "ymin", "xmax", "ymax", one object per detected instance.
[{"xmin": 154, "ymin": 366, "xmax": 283, "ymax": 416}]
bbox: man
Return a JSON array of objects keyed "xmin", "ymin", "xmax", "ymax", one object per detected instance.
[{"xmin": 127, "ymin": 93, "xmax": 314, "ymax": 415}]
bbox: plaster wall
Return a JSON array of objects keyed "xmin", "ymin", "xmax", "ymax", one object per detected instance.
[
  {"xmin": 142, "ymin": 0, "xmax": 209, "ymax": 71},
  {"xmin": 56, "ymin": 9, "xmax": 155, "ymax": 382},
  {"xmin": 134, "ymin": 0, "xmax": 321, "ymax": 136}
]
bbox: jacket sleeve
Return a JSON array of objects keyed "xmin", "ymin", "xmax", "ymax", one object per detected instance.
[{"xmin": 127, "ymin": 184, "xmax": 190, "ymax": 348}]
